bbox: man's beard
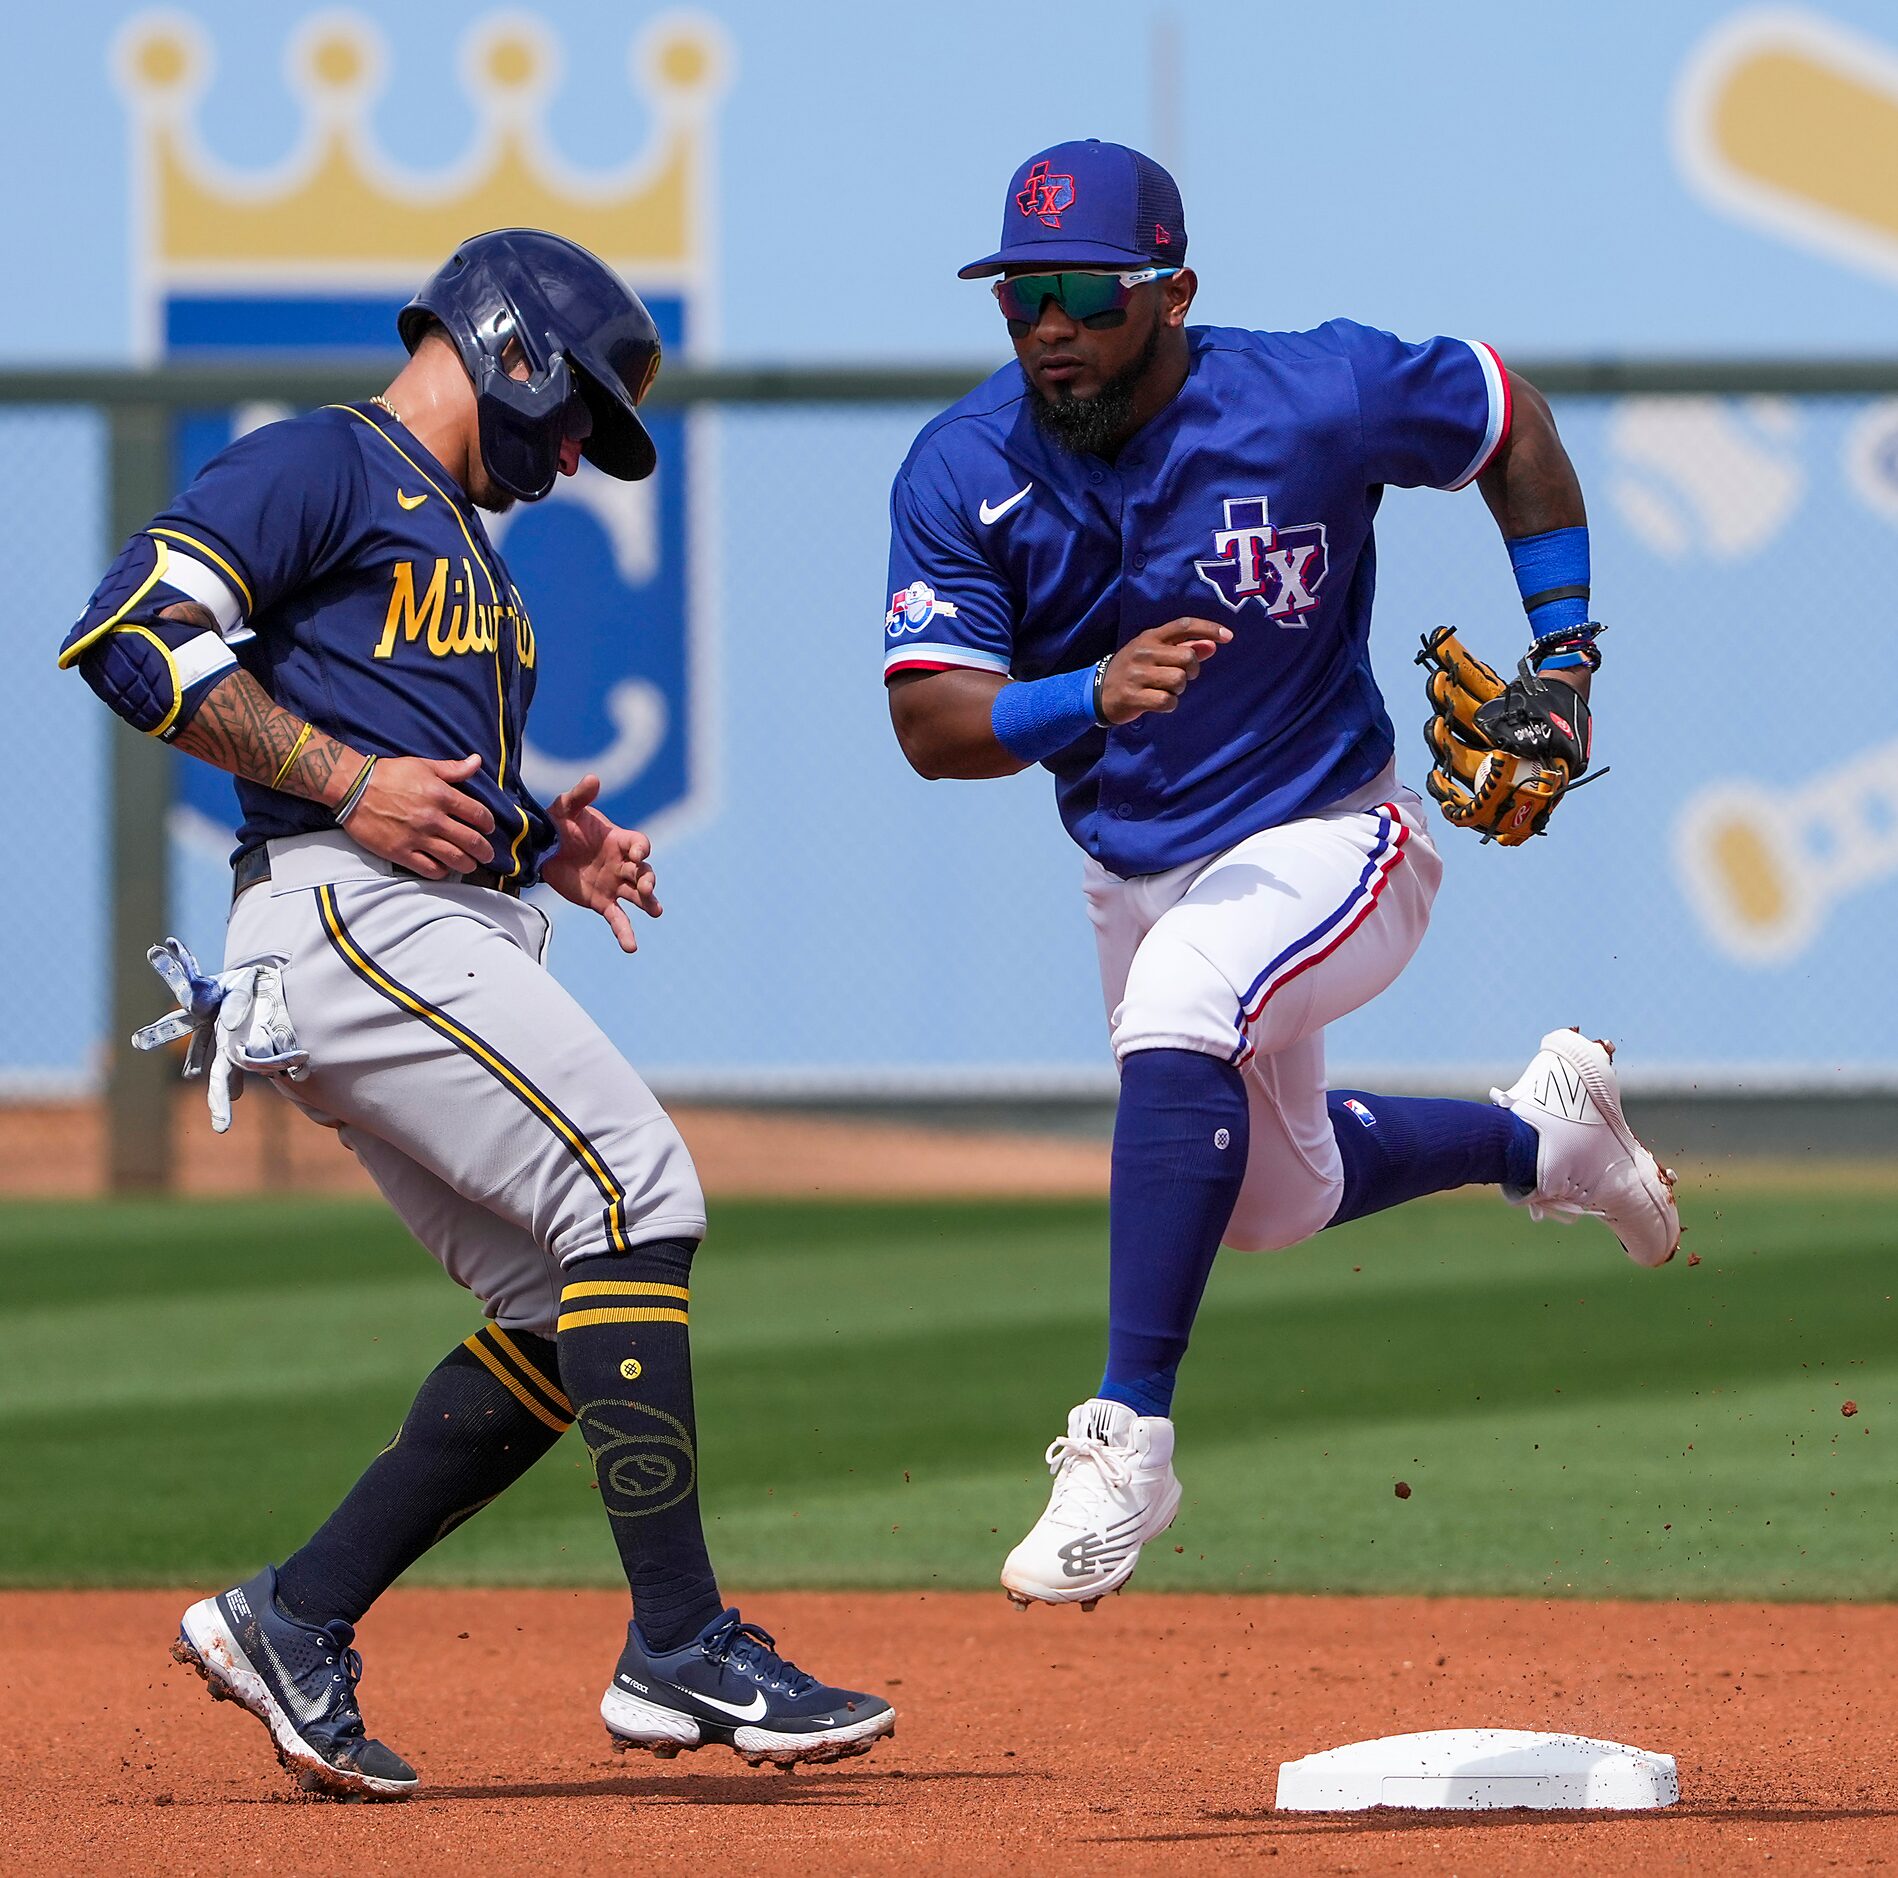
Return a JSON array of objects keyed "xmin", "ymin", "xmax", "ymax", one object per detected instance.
[{"xmin": 1027, "ymin": 319, "xmax": 1163, "ymax": 456}]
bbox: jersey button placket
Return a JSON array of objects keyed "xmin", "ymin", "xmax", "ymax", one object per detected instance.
[
  {"xmin": 1122, "ymin": 543, "xmax": 1152, "ymax": 737},
  {"xmin": 1094, "ymin": 464, "xmax": 1139, "ymax": 821}
]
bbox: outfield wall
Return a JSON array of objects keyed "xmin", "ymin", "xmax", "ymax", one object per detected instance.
[
  {"xmin": 13, "ymin": 379, "xmax": 1898, "ymax": 1099},
  {"xmin": 12, "ymin": 0, "xmax": 1898, "ymax": 1105}
]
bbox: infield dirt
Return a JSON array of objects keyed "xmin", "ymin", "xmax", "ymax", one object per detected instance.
[
  {"xmin": 7, "ymin": 1588, "xmax": 1895, "ymax": 1874},
  {"xmin": 0, "ymin": 1094, "xmax": 1112, "ymax": 1198}
]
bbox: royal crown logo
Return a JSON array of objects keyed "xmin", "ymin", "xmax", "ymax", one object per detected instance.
[{"xmin": 115, "ymin": 10, "xmax": 729, "ymax": 842}]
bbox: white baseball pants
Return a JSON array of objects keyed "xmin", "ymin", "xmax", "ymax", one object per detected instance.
[{"xmin": 1085, "ymin": 770, "xmax": 1442, "ymax": 1251}]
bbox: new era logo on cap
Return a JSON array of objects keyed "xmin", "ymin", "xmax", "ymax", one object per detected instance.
[{"xmin": 960, "ymin": 139, "xmax": 1187, "ymax": 279}]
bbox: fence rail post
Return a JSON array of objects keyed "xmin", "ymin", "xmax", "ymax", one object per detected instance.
[{"xmin": 105, "ymin": 401, "xmax": 175, "ymax": 1192}]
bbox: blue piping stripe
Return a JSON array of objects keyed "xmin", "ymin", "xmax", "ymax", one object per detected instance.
[{"xmin": 1227, "ymin": 808, "xmax": 1398, "ymax": 1063}]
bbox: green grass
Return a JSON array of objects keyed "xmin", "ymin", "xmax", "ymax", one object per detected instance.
[{"xmin": 2, "ymin": 1188, "xmax": 1893, "ymax": 1599}]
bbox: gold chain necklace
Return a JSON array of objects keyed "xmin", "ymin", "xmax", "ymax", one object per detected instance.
[{"xmin": 369, "ymin": 394, "xmax": 403, "ymax": 424}]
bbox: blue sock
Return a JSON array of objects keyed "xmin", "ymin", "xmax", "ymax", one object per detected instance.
[
  {"xmin": 1097, "ymin": 1049, "xmax": 1250, "ymax": 1419},
  {"xmin": 1324, "ymin": 1091, "xmax": 1540, "ymax": 1227}
]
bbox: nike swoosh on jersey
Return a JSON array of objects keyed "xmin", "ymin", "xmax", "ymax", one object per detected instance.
[
  {"xmin": 979, "ymin": 483, "xmax": 1033, "ymax": 525},
  {"xmin": 396, "ymin": 489, "xmax": 428, "ymax": 511},
  {"xmin": 691, "ymin": 1686, "xmax": 771, "ymax": 1721}
]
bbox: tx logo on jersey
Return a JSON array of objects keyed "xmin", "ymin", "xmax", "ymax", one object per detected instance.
[
  {"xmin": 1192, "ymin": 495, "xmax": 1330, "ymax": 625},
  {"xmin": 1016, "ymin": 160, "xmax": 1075, "ymax": 226},
  {"xmin": 885, "ymin": 580, "xmax": 960, "ymax": 636}
]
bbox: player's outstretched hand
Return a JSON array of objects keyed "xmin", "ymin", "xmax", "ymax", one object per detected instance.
[
  {"xmin": 1100, "ymin": 617, "xmax": 1233, "ymax": 724},
  {"xmin": 349, "ymin": 753, "xmax": 498, "ymax": 878},
  {"xmin": 540, "ymin": 773, "xmax": 662, "ymax": 954}
]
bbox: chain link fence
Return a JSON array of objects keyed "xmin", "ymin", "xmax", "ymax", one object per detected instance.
[
  {"xmin": 8, "ymin": 405, "xmax": 108, "ymax": 1094},
  {"xmin": 10, "ymin": 362, "xmax": 1898, "ymax": 1185}
]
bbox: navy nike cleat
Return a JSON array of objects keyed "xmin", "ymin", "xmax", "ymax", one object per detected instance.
[
  {"xmin": 602, "ymin": 1606, "xmax": 896, "ymax": 1768},
  {"xmin": 172, "ymin": 1565, "xmax": 417, "ymax": 1799}
]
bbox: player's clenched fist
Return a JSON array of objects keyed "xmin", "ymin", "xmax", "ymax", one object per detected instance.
[
  {"xmin": 1098, "ymin": 617, "xmax": 1233, "ymax": 724},
  {"xmin": 347, "ymin": 752, "xmax": 498, "ymax": 878}
]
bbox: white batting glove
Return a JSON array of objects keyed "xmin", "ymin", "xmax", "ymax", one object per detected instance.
[
  {"xmin": 131, "ymin": 939, "xmax": 309, "ymax": 1134},
  {"xmin": 205, "ymin": 962, "xmax": 309, "ymax": 1134},
  {"xmin": 130, "ymin": 937, "xmax": 225, "ymax": 1070}
]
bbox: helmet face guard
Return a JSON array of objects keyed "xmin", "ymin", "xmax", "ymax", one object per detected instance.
[{"xmin": 400, "ymin": 230, "xmax": 661, "ymax": 502}]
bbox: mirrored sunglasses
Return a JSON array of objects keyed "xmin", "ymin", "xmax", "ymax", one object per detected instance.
[{"xmin": 992, "ymin": 267, "xmax": 1179, "ymax": 336}]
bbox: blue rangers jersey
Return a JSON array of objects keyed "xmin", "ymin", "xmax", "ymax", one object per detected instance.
[
  {"xmin": 66, "ymin": 403, "xmax": 554, "ymax": 880},
  {"xmin": 884, "ymin": 320, "xmax": 1510, "ymax": 877}
]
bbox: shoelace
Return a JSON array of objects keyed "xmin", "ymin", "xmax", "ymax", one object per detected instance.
[
  {"xmin": 317, "ymin": 1621, "xmax": 368, "ymax": 1732},
  {"xmin": 1041, "ymin": 1433, "xmax": 1135, "ymax": 1524},
  {"xmin": 701, "ymin": 1612, "xmax": 817, "ymax": 1698}
]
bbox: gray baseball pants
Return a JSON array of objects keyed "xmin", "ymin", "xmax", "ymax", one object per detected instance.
[{"xmin": 224, "ymin": 831, "xmax": 705, "ymax": 1337}]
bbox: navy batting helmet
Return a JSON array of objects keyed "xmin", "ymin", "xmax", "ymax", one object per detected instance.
[{"xmin": 399, "ymin": 229, "xmax": 661, "ymax": 502}]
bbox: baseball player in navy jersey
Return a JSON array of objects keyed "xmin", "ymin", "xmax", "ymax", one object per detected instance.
[
  {"xmin": 884, "ymin": 142, "xmax": 1680, "ymax": 1610},
  {"xmin": 61, "ymin": 229, "xmax": 892, "ymax": 1794}
]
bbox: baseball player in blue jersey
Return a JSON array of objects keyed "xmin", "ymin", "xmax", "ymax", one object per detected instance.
[
  {"xmin": 61, "ymin": 230, "xmax": 892, "ymax": 1794},
  {"xmin": 884, "ymin": 143, "xmax": 1680, "ymax": 1610}
]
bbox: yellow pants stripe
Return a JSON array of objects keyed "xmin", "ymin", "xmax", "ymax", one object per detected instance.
[
  {"xmin": 482, "ymin": 1325, "xmax": 571, "ymax": 1418},
  {"xmin": 556, "ymin": 1306, "xmax": 690, "ymax": 1333},
  {"xmin": 317, "ymin": 884, "xmax": 628, "ymax": 1252},
  {"xmin": 463, "ymin": 1333, "xmax": 572, "ymax": 1433},
  {"xmin": 558, "ymin": 1280, "xmax": 690, "ymax": 1303}
]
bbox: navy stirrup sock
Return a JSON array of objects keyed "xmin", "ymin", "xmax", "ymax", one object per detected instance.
[
  {"xmin": 557, "ymin": 1238, "xmax": 724, "ymax": 1654},
  {"xmin": 275, "ymin": 1325, "xmax": 572, "ymax": 1627},
  {"xmin": 1098, "ymin": 1048, "xmax": 1250, "ymax": 1420},
  {"xmin": 1324, "ymin": 1090, "xmax": 1540, "ymax": 1227}
]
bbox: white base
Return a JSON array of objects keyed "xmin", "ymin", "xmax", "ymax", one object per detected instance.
[{"xmin": 1275, "ymin": 1729, "xmax": 1678, "ymax": 1812}]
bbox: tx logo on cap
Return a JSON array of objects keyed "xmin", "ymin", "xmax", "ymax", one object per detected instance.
[{"xmin": 1016, "ymin": 160, "xmax": 1075, "ymax": 226}]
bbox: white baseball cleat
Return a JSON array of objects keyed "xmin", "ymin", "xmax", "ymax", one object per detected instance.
[
  {"xmin": 1001, "ymin": 1398, "xmax": 1183, "ymax": 1609},
  {"xmin": 1492, "ymin": 1028, "xmax": 1681, "ymax": 1268}
]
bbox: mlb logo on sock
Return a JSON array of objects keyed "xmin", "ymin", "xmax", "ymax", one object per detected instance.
[{"xmin": 1343, "ymin": 1099, "xmax": 1378, "ymax": 1127}]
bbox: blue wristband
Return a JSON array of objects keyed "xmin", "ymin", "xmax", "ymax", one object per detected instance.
[
  {"xmin": 1507, "ymin": 526, "xmax": 1590, "ymax": 646},
  {"xmin": 991, "ymin": 664, "xmax": 1101, "ymax": 761}
]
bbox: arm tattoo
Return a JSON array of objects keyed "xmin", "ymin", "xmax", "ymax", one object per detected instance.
[{"xmin": 163, "ymin": 605, "xmax": 364, "ymax": 809}]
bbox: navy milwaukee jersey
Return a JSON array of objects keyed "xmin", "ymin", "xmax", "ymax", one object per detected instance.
[
  {"xmin": 142, "ymin": 403, "xmax": 552, "ymax": 878},
  {"xmin": 884, "ymin": 320, "xmax": 1509, "ymax": 877}
]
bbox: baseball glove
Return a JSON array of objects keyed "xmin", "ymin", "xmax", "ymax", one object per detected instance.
[{"xmin": 1415, "ymin": 627, "xmax": 1598, "ymax": 846}]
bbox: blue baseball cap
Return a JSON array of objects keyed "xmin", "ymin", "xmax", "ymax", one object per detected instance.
[{"xmin": 958, "ymin": 139, "xmax": 1187, "ymax": 280}]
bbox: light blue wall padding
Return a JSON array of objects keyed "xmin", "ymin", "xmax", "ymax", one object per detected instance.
[
  {"xmin": 13, "ymin": 0, "xmax": 1898, "ymax": 363},
  {"xmin": 17, "ymin": 1, "xmax": 1898, "ymax": 1087},
  {"xmin": 11, "ymin": 411, "xmax": 107, "ymax": 1090},
  {"xmin": 46, "ymin": 392, "xmax": 1898, "ymax": 1090}
]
